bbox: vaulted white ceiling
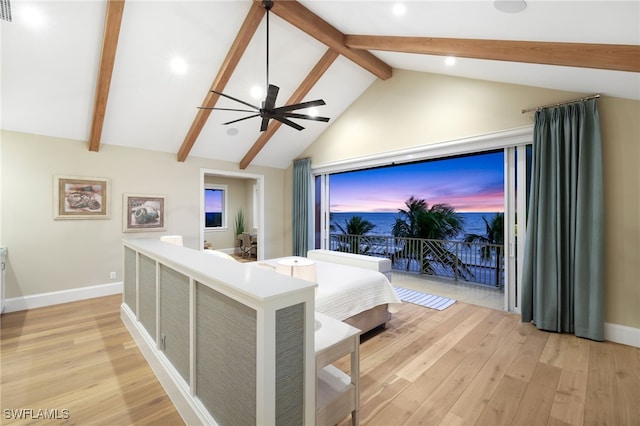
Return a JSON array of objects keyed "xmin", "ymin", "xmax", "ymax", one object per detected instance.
[{"xmin": 2, "ymin": 1, "xmax": 638, "ymax": 169}]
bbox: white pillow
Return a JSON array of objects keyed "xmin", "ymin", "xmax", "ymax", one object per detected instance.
[{"xmin": 204, "ymin": 249, "xmax": 238, "ymax": 262}]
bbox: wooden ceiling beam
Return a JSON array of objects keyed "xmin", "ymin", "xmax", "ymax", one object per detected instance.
[
  {"xmin": 345, "ymin": 35, "xmax": 640, "ymax": 73},
  {"xmin": 239, "ymin": 49, "xmax": 340, "ymax": 170},
  {"xmin": 88, "ymin": 0, "xmax": 125, "ymax": 152},
  {"xmin": 267, "ymin": 0, "xmax": 392, "ymax": 80},
  {"xmin": 177, "ymin": 2, "xmax": 265, "ymax": 162}
]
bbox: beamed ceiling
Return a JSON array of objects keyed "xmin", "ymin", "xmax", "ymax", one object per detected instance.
[{"xmin": 2, "ymin": 0, "xmax": 639, "ymax": 169}]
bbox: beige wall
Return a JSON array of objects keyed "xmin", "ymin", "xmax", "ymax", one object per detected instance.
[
  {"xmin": 599, "ymin": 98, "xmax": 640, "ymax": 330},
  {"xmin": 300, "ymin": 69, "xmax": 640, "ymax": 330},
  {"xmin": 0, "ymin": 131, "xmax": 286, "ymax": 299}
]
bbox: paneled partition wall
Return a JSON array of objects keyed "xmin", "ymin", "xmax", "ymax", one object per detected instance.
[{"xmin": 121, "ymin": 239, "xmax": 316, "ymax": 425}]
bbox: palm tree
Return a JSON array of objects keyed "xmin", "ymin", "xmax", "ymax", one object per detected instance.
[
  {"xmin": 464, "ymin": 213, "xmax": 504, "ymax": 287},
  {"xmin": 334, "ymin": 215, "xmax": 376, "ymax": 254},
  {"xmin": 391, "ymin": 196, "xmax": 426, "ymax": 238},
  {"xmin": 416, "ymin": 203, "xmax": 465, "ymax": 240},
  {"xmin": 392, "ymin": 197, "xmax": 465, "ymax": 240},
  {"xmin": 391, "ymin": 196, "xmax": 470, "ymax": 278}
]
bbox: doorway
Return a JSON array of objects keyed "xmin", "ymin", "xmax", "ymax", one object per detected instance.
[{"xmin": 199, "ymin": 168, "xmax": 265, "ymax": 260}]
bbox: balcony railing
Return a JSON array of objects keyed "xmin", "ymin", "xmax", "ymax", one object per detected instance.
[{"xmin": 328, "ymin": 234, "xmax": 504, "ymax": 289}]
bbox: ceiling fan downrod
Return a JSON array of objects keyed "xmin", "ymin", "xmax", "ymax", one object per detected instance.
[
  {"xmin": 263, "ymin": 0, "xmax": 274, "ymax": 102},
  {"xmin": 197, "ymin": 0, "xmax": 330, "ymax": 132}
]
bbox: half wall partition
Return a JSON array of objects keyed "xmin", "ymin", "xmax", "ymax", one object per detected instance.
[{"xmin": 121, "ymin": 238, "xmax": 316, "ymax": 425}]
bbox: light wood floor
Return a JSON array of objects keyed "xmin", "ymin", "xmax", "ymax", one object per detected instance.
[
  {"xmin": 339, "ymin": 302, "xmax": 640, "ymax": 426},
  {"xmin": 1, "ymin": 295, "xmax": 184, "ymax": 425},
  {"xmin": 2, "ymin": 296, "xmax": 639, "ymax": 426}
]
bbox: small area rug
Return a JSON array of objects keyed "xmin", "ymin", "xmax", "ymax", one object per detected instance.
[{"xmin": 393, "ymin": 287, "xmax": 456, "ymax": 311}]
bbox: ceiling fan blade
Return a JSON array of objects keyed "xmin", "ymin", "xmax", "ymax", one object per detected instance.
[
  {"xmin": 278, "ymin": 112, "xmax": 330, "ymax": 122},
  {"xmin": 260, "ymin": 117, "xmax": 270, "ymax": 132},
  {"xmin": 272, "ymin": 99, "xmax": 326, "ymax": 113},
  {"xmin": 198, "ymin": 107, "xmax": 258, "ymax": 113},
  {"xmin": 211, "ymin": 90, "xmax": 260, "ymax": 111},
  {"xmin": 222, "ymin": 114, "xmax": 261, "ymax": 125},
  {"xmin": 272, "ymin": 115, "xmax": 305, "ymax": 131},
  {"xmin": 263, "ymin": 84, "xmax": 279, "ymax": 111}
]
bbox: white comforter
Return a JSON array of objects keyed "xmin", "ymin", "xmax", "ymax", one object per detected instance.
[{"xmin": 258, "ymin": 257, "xmax": 401, "ymax": 321}]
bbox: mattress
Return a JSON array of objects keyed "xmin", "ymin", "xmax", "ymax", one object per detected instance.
[{"xmin": 258, "ymin": 257, "xmax": 401, "ymax": 321}]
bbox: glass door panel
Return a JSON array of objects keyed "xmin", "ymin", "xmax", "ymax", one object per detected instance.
[{"xmin": 505, "ymin": 144, "xmax": 532, "ymax": 313}]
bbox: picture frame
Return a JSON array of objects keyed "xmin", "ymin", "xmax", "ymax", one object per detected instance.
[
  {"xmin": 123, "ymin": 193, "xmax": 166, "ymax": 232},
  {"xmin": 54, "ymin": 175, "xmax": 110, "ymax": 219}
]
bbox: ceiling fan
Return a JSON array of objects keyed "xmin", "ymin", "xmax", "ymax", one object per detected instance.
[{"xmin": 199, "ymin": 0, "xmax": 330, "ymax": 132}]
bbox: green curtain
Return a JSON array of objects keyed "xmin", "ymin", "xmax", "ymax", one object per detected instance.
[
  {"xmin": 521, "ymin": 99, "xmax": 604, "ymax": 341},
  {"xmin": 292, "ymin": 158, "xmax": 312, "ymax": 256}
]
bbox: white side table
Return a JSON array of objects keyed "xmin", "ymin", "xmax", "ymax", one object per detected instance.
[{"xmin": 315, "ymin": 312, "xmax": 361, "ymax": 426}]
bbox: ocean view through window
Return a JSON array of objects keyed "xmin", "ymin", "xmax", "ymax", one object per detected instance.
[
  {"xmin": 329, "ymin": 151, "xmax": 504, "ymax": 239},
  {"xmin": 204, "ymin": 184, "xmax": 227, "ymax": 229},
  {"xmin": 329, "ymin": 211, "xmax": 498, "ymax": 240},
  {"xmin": 325, "ymin": 151, "xmax": 505, "ymax": 287}
]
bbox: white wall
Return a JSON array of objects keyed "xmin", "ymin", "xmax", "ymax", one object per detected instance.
[{"xmin": 0, "ymin": 131, "xmax": 286, "ymax": 300}]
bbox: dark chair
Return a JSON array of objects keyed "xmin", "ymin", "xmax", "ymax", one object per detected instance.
[{"xmin": 240, "ymin": 232, "xmax": 257, "ymax": 258}]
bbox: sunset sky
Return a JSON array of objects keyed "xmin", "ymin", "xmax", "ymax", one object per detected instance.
[{"xmin": 330, "ymin": 151, "xmax": 505, "ymax": 213}]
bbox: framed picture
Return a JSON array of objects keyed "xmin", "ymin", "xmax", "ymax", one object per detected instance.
[
  {"xmin": 54, "ymin": 175, "xmax": 110, "ymax": 219},
  {"xmin": 123, "ymin": 193, "xmax": 166, "ymax": 232}
]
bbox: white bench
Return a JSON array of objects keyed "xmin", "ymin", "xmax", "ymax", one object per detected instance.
[{"xmin": 307, "ymin": 249, "xmax": 392, "ymax": 282}]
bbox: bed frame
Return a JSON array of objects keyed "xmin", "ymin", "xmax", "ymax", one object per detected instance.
[
  {"xmin": 343, "ymin": 303, "xmax": 391, "ymax": 334},
  {"xmin": 307, "ymin": 249, "xmax": 393, "ymax": 334}
]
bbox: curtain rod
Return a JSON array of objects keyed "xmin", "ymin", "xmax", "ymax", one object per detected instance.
[{"xmin": 521, "ymin": 93, "xmax": 600, "ymax": 114}]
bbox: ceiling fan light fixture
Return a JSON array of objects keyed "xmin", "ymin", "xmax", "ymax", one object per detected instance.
[{"xmin": 494, "ymin": 0, "xmax": 527, "ymax": 14}]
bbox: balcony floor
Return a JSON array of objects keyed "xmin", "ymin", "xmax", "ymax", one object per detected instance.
[{"xmin": 391, "ymin": 271, "xmax": 504, "ymax": 311}]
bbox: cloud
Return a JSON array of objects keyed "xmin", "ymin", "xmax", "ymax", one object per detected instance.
[{"xmin": 329, "ymin": 151, "xmax": 505, "ymax": 213}]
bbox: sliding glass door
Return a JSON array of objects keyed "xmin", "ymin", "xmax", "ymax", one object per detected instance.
[
  {"xmin": 312, "ymin": 127, "xmax": 533, "ymax": 312},
  {"xmin": 504, "ymin": 145, "xmax": 532, "ymax": 313},
  {"xmin": 314, "ymin": 174, "xmax": 330, "ymax": 250}
]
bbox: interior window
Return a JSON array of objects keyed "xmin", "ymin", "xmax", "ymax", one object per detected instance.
[{"xmin": 204, "ymin": 184, "xmax": 227, "ymax": 229}]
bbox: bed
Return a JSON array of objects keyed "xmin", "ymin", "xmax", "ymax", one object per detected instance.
[
  {"xmin": 255, "ymin": 252, "xmax": 401, "ymax": 334},
  {"xmin": 204, "ymin": 248, "xmax": 401, "ymax": 333}
]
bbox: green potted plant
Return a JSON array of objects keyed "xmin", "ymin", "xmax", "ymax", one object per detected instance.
[
  {"xmin": 234, "ymin": 209, "xmax": 245, "ymax": 254},
  {"xmin": 235, "ymin": 209, "xmax": 245, "ymax": 236}
]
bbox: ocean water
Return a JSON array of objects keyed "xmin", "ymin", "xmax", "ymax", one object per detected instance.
[{"xmin": 330, "ymin": 211, "xmax": 501, "ymax": 241}]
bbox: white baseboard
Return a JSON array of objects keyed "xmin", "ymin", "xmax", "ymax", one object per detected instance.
[
  {"xmin": 3, "ymin": 282, "xmax": 123, "ymax": 313},
  {"xmin": 605, "ymin": 322, "xmax": 640, "ymax": 348}
]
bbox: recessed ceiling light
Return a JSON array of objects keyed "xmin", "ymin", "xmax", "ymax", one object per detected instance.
[
  {"xmin": 227, "ymin": 128, "xmax": 239, "ymax": 136},
  {"xmin": 494, "ymin": 0, "xmax": 527, "ymax": 13},
  {"xmin": 392, "ymin": 3, "xmax": 406, "ymax": 16},
  {"xmin": 445, "ymin": 56, "xmax": 456, "ymax": 66},
  {"xmin": 250, "ymin": 86, "xmax": 263, "ymax": 100},
  {"xmin": 170, "ymin": 57, "xmax": 188, "ymax": 75},
  {"xmin": 20, "ymin": 6, "xmax": 44, "ymax": 28}
]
